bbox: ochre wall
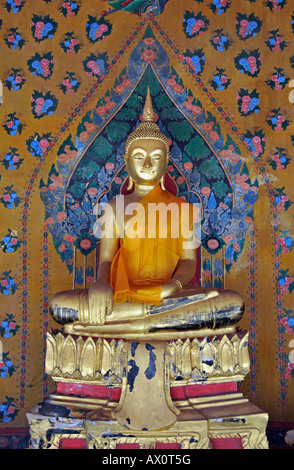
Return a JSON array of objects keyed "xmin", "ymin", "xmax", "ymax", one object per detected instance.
[{"xmin": 0, "ymin": 0, "xmax": 294, "ymax": 427}]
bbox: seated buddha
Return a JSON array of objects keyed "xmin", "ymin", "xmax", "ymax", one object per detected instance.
[{"xmin": 49, "ymin": 88, "xmax": 244, "ymax": 338}]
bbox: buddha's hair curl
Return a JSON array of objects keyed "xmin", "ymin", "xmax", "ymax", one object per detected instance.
[{"xmin": 124, "ymin": 121, "xmax": 170, "ymax": 158}]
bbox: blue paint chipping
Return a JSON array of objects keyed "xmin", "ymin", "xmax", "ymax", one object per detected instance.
[
  {"xmin": 144, "ymin": 344, "xmax": 156, "ymax": 380},
  {"xmin": 148, "ymin": 295, "xmax": 200, "ymax": 315},
  {"xmin": 127, "ymin": 359, "xmax": 139, "ymax": 392},
  {"xmin": 130, "ymin": 342, "xmax": 139, "ymax": 357}
]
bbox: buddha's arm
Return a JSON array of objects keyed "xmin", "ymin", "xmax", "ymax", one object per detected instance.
[
  {"xmin": 160, "ymin": 244, "xmax": 197, "ymax": 300},
  {"xmin": 88, "ymin": 206, "xmax": 119, "ymax": 325}
]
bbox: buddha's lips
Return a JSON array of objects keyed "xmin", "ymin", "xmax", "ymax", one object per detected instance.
[{"xmin": 140, "ymin": 169, "xmax": 155, "ymax": 174}]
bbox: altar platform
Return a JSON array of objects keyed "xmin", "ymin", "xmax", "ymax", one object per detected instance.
[{"xmin": 27, "ymin": 329, "xmax": 269, "ymax": 449}]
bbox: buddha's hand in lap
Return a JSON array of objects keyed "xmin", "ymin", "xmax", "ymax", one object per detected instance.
[
  {"xmin": 88, "ymin": 280, "xmax": 114, "ymax": 325},
  {"xmin": 160, "ymin": 282, "xmax": 181, "ymax": 300}
]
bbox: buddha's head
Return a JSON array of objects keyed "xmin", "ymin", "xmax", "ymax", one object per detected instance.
[{"xmin": 124, "ymin": 87, "xmax": 170, "ymax": 189}]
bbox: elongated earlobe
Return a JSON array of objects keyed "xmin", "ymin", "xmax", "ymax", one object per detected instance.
[
  {"xmin": 127, "ymin": 176, "xmax": 134, "ymax": 191},
  {"xmin": 159, "ymin": 176, "xmax": 166, "ymax": 191}
]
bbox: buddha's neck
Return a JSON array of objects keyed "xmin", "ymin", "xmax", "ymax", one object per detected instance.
[{"xmin": 132, "ymin": 182, "xmax": 159, "ymax": 197}]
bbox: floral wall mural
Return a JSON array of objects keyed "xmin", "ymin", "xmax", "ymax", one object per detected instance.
[{"xmin": 0, "ymin": 0, "xmax": 294, "ymax": 435}]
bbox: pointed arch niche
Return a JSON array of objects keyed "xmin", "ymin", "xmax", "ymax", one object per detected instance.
[{"xmin": 40, "ymin": 25, "xmax": 259, "ymax": 290}]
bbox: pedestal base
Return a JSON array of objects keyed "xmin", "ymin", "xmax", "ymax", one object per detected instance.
[
  {"xmin": 27, "ymin": 329, "xmax": 269, "ymax": 449},
  {"xmin": 27, "ymin": 393, "xmax": 268, "ymax": 449}
]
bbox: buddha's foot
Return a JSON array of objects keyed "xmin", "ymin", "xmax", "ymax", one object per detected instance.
[{"xmin": 148, "ymin": 289, "xmax": 219, "ymax": 316}]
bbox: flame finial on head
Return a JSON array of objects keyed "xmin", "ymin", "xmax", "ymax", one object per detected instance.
[
  {"xmin": 124, "ymin": 86, "xmax": 170, "ymax": 158},
  {"xmin": 142, "ymin": 86, "xmax": 154, "ymax": 122}
]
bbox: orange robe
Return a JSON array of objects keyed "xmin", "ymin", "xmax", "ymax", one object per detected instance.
[{"xmin": 110, "ymin": 185, "xmax": 198, "ymax": 305}]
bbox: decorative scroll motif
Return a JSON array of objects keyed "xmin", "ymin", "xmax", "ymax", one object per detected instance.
[
  {"xmin": 106, "ymin": 0, "xmax": 170, "ymax": 16},
  {"xmin": 89, "ymin": 434, "xmax": 209, "ymax": 450}
]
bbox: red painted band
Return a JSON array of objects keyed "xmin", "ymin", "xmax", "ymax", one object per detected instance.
[
  {"xmin": 59, "ymin": 438, "xmax": 88, "ymax": 449},
  {"xmin": 56, "ymin": 382, "xmax": 121, "ymax": 401},
  {"xmin": 211, "ymin": 437, "xmax": 243, "ymax": 449},
  {"xmin": 170, "ymin": 381, "xmax": 238, "ymax": 400}
]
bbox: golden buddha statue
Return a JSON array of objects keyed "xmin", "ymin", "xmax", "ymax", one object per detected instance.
[
  {"xmin": 49, "ymin": 88, "xmax": 244, "ymax": 339},
  {"xmin": 29, "ymin": 89, "xmax": 269, "ymax": 448}
]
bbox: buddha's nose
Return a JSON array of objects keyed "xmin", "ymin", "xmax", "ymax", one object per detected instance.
[{"xmin": 143, "ymin": 155, "xmax": 152, "ymax": 168}]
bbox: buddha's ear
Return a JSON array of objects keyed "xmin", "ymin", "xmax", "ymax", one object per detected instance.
[
  {"xmin": 123, "ymin": 152, "xmax": 130, "ymax": 172},
  {"xmin": 124, "ymin": 152, "xmax": 131, "ymax": 172},
  {"xmin": 127, "ymin": 176, "xmax": 134, "ymax": 191}
]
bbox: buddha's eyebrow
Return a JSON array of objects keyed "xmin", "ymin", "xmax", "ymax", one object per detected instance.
[
  {"xmin": 131, "ymin": 148, "xmax": 164, "ymax": 156},
  {"xmin": 150, "ymin": 150, "xmax": 164, "ymax": 156},
  {"xmin": 131, "ymin": 147, "xmax": 146, "ymax": 155}
]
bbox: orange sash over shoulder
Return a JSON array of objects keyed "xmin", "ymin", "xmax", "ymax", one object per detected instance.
[{"xmin": 110, "ymin": 185, "xmax": 198, "ymax": 305}]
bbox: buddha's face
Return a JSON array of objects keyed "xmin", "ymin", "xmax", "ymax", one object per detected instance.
[{"xmin": 126, "ymin": 139, "xmax": 168, "ymax": 186}]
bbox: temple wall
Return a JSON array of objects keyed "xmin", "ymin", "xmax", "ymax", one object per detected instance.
[{"xmin": 0, "ymin": 0, "xmax": 294, "ymax": 428}]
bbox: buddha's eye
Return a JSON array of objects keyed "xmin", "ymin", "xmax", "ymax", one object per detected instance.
[{"xmin": 133, "ymin": 154, "xmax": 144, "ymax": 159}]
